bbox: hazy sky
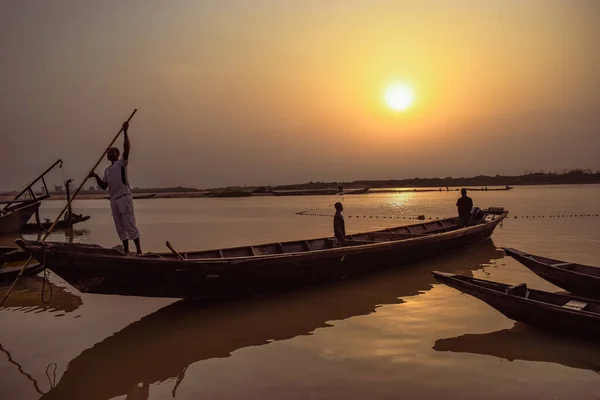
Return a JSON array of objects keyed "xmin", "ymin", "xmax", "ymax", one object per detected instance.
[{"xmin": 2, "ymin": 0, "xmax": 599, "ymax": 190}]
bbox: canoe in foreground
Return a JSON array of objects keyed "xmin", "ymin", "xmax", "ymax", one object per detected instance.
[
  {"xmin": 0, "ymin": 263, "xmax": 44, "ymax": 284},
  {"xmin": 504, "ymin": 248, "xmax": 600, "ymax": 300},
  {"xmin": 40, "ymin": 240, "xmax": 501, "ymax": 400},
  {"xmin": 0, "ymin": 246, "xmax": 30, "ymax": 264},
  {"xmin": 17, "ymin": 209, "xmax": 507, "ymax": 299},
  {"xmin": 432, "ymin": 271, "xmax": 600, "ymax": 337}
]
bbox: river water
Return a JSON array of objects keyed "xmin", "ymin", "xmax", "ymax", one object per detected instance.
[{"xmin": 1, "ymin": 185, "xmax": 599, "ymax": 399}]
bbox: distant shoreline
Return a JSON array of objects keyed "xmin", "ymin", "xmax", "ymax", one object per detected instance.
[
  {"xmin": 1, "ymin": 182, "xmax": 598, "ymax": 202},
  {"xmin": 1, "ymin": 170, "xmax": 598, "ymax": 200}
]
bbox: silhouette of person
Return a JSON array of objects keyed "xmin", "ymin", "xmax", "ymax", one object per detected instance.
[
  {"xmin": 456, "ymin": 188, "xmax": 473, "ymax": 227},
  {"xmin": 333, "ymin": 202, "xmax": 346, "ymax": 246}
]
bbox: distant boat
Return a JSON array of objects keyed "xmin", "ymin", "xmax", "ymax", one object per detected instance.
[
  {"xmin": 433, "ymin": 271, "xmax": 600, "ymax": 337},
  {"xmin": 17, "ymin": 209, "xmax": 508, "ymax": 298},
  {"xmin": 273, "ymin": 189, "xmax": 339, "ymax": 196},
  {"xmin": 463, "ymin": 186, "xmax": 513, "ymax": 192},
  {"xmin": 105, "ymin": 193, "xmax": 156, "ymax": 200},
  {"xmin": 21, "ymin": 214, "xmax": 91, "ymax": 233},
  {"xmin": 340, "ymin": 188, "xmax": 370, "ymax": 195},
  {"xmin": 504, "ymin": 248, "xmax": 600, "ymax": 300}
]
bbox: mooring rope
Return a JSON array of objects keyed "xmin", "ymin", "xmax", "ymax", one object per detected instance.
[
  {"xmin": 45, "ymin": 362, "xmax": 57, "ymax": 390},
  {"xmin": 0, "ymin": 343, "xmax": 44, "ymax": 395},
  {"xmin": 41, "ymin": 244, "xmax": 53, "ymax": 304}
]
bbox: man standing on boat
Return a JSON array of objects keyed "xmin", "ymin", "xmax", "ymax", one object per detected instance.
[
  {"xmin": 456, "ymin": 188, "xmax": 473, "ymax": 227},
  {"xmin": 333, "ymin": 202, "xmax": 346, "ymax": 246},
  {"xmin": 89, "ymin": 121, "xmax": 142, "ymax": 255}
]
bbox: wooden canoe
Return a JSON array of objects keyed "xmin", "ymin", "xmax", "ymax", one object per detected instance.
[
  {"xmin": 40, "ymin": 240, "xmax": 501, "ymax": 400},
  {"xmin": 17, "ymin": 209, "xmax": 507, "ymax": 299},
  {"xmin": 0, "ymin": 263, "xmax": 45, "ymax": 284},
  {"xmin": 0, "ymin": 200, "xmax": 41, "ymax": 235},
  {"xmin": 504, "ymin": 248, "xmax": 600, "ymax": 300},
  {"xmin": 432, "ymin": 271, "xmax": 600, "ymax": 337},
  {"xmin": 0, "ymin": 246, "xmax": 31, "ymax": 265}
]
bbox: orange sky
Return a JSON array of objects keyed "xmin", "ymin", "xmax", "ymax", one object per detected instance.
[{"xmin": 1, "ymin": 1, "xmax": 599, "ymax": 189}]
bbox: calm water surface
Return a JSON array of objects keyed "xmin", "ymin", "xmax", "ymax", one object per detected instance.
[{"xmin": 1, "ymin": 185, "xmax": 599, "ymax": 399}]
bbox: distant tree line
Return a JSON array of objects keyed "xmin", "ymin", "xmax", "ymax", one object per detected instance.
[
  {"xmin": 30, "ymin": 169, "xmax": 599, "ymax": 196},
  {"xmin": 272, "ymin": 169, "xmax": 600, "ymax": 190}
]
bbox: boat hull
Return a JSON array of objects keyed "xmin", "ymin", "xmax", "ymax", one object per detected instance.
[
  {"xmin": 504, "ymin": 248, "xmax": 600, "ymax": 300},
  {"xmin": 19, "ymin": 215, "xmax": 505, "ymax": 298},
  {"xmin": 0, "ymin": 201, "xmax": 40, "ymax": 234},
  {"xmin": 433, "ymin": 272, "xmax": 600, "ymax": 337}
]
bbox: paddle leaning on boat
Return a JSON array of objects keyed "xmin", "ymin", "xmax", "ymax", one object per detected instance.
[{"xmin": 17, "ymin": 208, "xmax": 508, "ymax": 299}]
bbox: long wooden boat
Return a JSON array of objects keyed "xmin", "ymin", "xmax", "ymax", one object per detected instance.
[
  {"xmin": 432, "ymin": 271, "xmax": 600, "ymax": 337},
  {"xmin": 40, "ymin": 240, "xmax": 501, "ymax": 400},
  {"xmin": 0, "ymin": 263, "xmax": 44, "ymax": 284},
  {"xmin": 0, "ymin": 200, "xmax": 42, "ymax": 235},
  {"xmin": 504, "ymin": 248, "xmax": 600, "ymax": 300},
  {"xmin": 0, "ymin": 246, "xmax": 31, "ymax": 265},
  {"xmin": 0, "ymin": 159, "xmax": 63, "ymax": 234},
  {"xmin": 17, "ymin": 209, "xmax": 507, "ymax": 298}
]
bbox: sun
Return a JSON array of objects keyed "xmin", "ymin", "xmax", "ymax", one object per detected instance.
[{"xmin": 384, "ymin": 84, "xmax": 415, "ymax": 112}]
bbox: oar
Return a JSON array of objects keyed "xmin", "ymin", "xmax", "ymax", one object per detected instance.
[
  {"xmin": 166, "ymin": 241, "xmax": 185, "ymax": 260},
  {"xmin": 0, "ymin": 109, "xmax": 138, "ymax": 308}
]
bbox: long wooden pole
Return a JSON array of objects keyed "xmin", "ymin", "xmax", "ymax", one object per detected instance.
[
  {"xmin": 42, "ymin": 108, "xmax": 138, "ymax": 241},
  {"xmin": 0, "ymin": 109, "xmax": 138, "ymax": 308}
]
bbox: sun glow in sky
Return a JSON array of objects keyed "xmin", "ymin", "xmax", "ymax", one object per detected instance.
[
  {"xmin": 384, "ymin": 84, "xmax": 415, "ymax": 112},
  {"xmin": 1, "ymin": 1, "xmax": 599, "ymax": 189}
]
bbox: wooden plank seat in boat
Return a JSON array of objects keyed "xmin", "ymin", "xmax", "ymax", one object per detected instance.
[
  {"xmin": 369, "ymin": 232, "xmax": 427, "ymax": 240},
  {"xmin": 345, "ymin": 239, "xmax": 381, "ymax": 246},
  {"xmin": 563, "ymin": 300, "xmax": 588, "ymax": 311},
  {"xmin": 552, "ymin": 262, "xmax": 574, "ymax": 268}
]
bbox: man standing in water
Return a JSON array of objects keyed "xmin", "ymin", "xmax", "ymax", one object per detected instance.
[
  {"xmin": 333, "ymin": 202, "xmax": 346, "ymax": 246},
  {"xmin": 456, "ymin": 188, "xmax": 473, "ymax": 227},
  {"xmin": 89, "ymin": 121, "xmax": 142, "ymax": 255}
]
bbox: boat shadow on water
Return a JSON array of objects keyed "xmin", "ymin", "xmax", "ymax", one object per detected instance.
[
  {"xmin": 433, "ymin": 322, "xmax": 600, "ymax": 373},
  {"xmin": 0, "ymin": 276, "xmax": 82, "ymax": 314},
  {"xmin": 41, "ymin": 240, "xmax": 503, "ymax": 400}
]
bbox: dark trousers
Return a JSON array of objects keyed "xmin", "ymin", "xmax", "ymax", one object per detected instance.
[{"xmin": 459, "ymin": 214, "xmax": 471, "ymax": 227}]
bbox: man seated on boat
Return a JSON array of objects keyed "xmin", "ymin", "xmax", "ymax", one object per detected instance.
[
  {"xmin": 456, "ymin": 188, "xmax": 473, "ymax": 227},
  {"xmin": 89, "ymin": 121, "xmax": 142, "ymax": 255},
  {"xmin": 334, "ymin": 202, "xmax": 346, "ymax": 246}
]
